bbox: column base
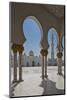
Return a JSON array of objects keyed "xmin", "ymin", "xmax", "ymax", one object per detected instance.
[
  {"xmin": 12, "ymin": 80, "xmax": 17, "ymax": 84},
  {"xmin": 42, "ymin": 75, "xmax": 45, "ymax": 80},
  {"xmin": 19, "ymin": 79, "xmax": 24, "ymax": 82},
  {"xmin": 12, "ymin": 79, "xmax": 24, "ymax": 84},
  {"xmin": 41, "ymin": 75, "xmax": 48, "ymax": 79},
  {"xmin": 57, "ymin": 72, "xmax": 63, "ymax": 76},
  {"xmin": 44, "ymin": 74, "xmax": 48, "ymax": 78}
]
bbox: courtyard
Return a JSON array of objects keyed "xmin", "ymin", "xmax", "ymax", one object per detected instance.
[{"xmin": 11, "ymin": 66, "xmax": 65, "ymax": 97}]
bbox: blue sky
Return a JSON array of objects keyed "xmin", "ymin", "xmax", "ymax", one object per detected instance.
[
  {"xmin": 48, "ymin": 28, "xmax": 57, "ymax": 58},
  {"xmin": 22, "ymin": 17, "xmax": 64, "ymax": 59},
  {"xmin": 23, "ymin": 18, "xmax": 41, "ymax": 56}
]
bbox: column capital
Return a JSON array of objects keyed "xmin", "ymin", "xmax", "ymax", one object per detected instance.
[
  {"xmin": 57, "ymin": 52, "xmax": 63, "ymax": 58},
  {"xmin": 17, "ymin": 45, "xmax": 24, "ymax": 54},
  {"xmin": 12, "ymin": 44, "xmax": 24, "ymax": 53},
  {"xmin": 40, "ymin": 49, "xmax": 48, "ymax": 56},
  {"xmin": 12, "ymin": 44, "xmax": 17, "ymax": 53}
]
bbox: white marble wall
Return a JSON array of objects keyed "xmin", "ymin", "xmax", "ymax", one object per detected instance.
[{"xmin": 22, "ymin": 54, "xmax": 42, "ymax": 66}]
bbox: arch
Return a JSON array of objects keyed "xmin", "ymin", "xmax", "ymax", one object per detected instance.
[
  {"xmin": 61, "ymin": 33, "xmax": 64, "ymax": 61},
  {"xmin": 22, "ymin": 16, "xmax": 43, "ymax": 41},
  {"xmin": 47, "ymin": 27, "xmax": 58, "ymax": 59},
  {"xmin": 47, "ymin": 27, "xmax": 58, "ymax": 48},
  {"xmin": 32, "ymin": 60, "xmax": 35, "ymax": 66},
  {"xmin": 61, "ymin": 33, "xmax": 64, "ymax": 49},
  {"xmin": 22, "ymin": 16, "xmax": 43, "ymax": 56}
]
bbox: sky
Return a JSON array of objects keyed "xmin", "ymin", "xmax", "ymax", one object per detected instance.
[
  {"xmin": 22, "ymin": 17, "xmax": 64, "ymax": 59},
  {"xmin": 48, "ymin": 28, "xmax": 57, "ymax": 58},
  {"xmin": 23, "ymin": 18, "xmax": 41, "ymax": 56}
]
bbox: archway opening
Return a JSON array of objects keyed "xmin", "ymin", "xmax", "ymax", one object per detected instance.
[
  {"xmin": 48, "ymin": 27, "xmax": 58, "ymax": 66},
  {"xmin": 22, "ymin": 16, "xmax": 43, "ymax": 67}
]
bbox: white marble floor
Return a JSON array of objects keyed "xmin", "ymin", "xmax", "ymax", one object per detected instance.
[{"xmin": 11, "ymin": 66, "xmax": 65, "ymax": 97}]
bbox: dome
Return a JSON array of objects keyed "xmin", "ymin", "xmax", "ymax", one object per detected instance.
[{"xmin": 29, "ymin": 50, "xmax": 34, "ymax": 56}]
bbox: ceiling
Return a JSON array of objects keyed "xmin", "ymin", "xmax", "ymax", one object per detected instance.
[{"xmin": 44, "ymin": 5, "xmax": 65, "ymax": 19}]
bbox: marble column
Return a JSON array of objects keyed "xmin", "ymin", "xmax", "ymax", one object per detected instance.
[
  {"xmin": 44, "ymin": 49, "xmax": 48, "ymax": 78},
  {"xmin": 57, "ymin": 52, "xmax": 63, "ymax": 75},
  {"xmin": 45, "ymin": 55, "xmax": 48, "ymax": 78},
  {"xmin": 40, "ymin": 49, "xmax": 48, "ymax": 79},
  {"xmin": 41, "ymin": 53, "xmax": 44, "ymax": 79},
  {"xmin": 12, "ymin": 44, "xmax": 18, "ymax": 82},
  {"xmin": 18, "ymin": 45, "xmax": 24, "ymax": 81}
]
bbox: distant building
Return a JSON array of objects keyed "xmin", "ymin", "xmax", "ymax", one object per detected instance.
[
  {"xmin": 22, "ymin": 50, "xmax": 41, "ymax": 66},
  {"xmin": 11, "ymin": 33, "xmax": 64, "ymax": 67}
]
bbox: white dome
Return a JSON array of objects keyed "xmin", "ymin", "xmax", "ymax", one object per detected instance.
[{"xmin": 29, "ymin": 50, "xmax": 34, "ymax": 56}]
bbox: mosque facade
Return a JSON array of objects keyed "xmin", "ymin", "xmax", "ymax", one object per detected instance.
[
  {"xmin": 22, "ymin": 32, "xmax": 57, "ymax": 66},
  {"xmin": 22, "ymin": 51, "xmax": 42, "ymax": 66}
]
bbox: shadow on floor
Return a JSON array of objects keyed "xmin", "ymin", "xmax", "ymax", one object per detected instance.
[
  {"xmin": 11, "ymin": 81, "xmax": 22, "ymax": 97},
  {"xmin": 39, "ymin": 78, "xmax": 65, "ymax": 96}
]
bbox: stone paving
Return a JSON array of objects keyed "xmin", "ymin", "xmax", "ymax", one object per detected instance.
[{"xmin": 11, "ymin": 66, "xmax": 65, "ymax": 97}]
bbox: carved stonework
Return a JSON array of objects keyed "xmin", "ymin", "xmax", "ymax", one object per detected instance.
[
  {"xmin": 40, "ymin": 49, "xmax": 48, "ymax": 56},
  {"xmin": 12, "ymin": 44, "xmax": 24, "ymax": 53},
  {"xmin": 12, "ymin": 44, "xmax": 17, "ymax": 53},
  {"xmin": 45, "ymin": 5, "xmax": 64, "ymax": 18},
  {"xmin": 17, "ymin": 45, "xmax": 24, "ymax": 54},
  {"xmin": 57, "ymin": 52, "xmax": 63, "ymax": 58}
]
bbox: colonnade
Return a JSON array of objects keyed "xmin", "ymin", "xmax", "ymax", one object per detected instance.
[{"xmin": 11, "ymin": 43, "xmax": 63, "ymax": 83}]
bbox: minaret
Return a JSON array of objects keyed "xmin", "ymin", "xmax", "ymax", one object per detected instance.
[{"xmin": 51, "ymin": 30, "xmax": 54, "ymax": 61}]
